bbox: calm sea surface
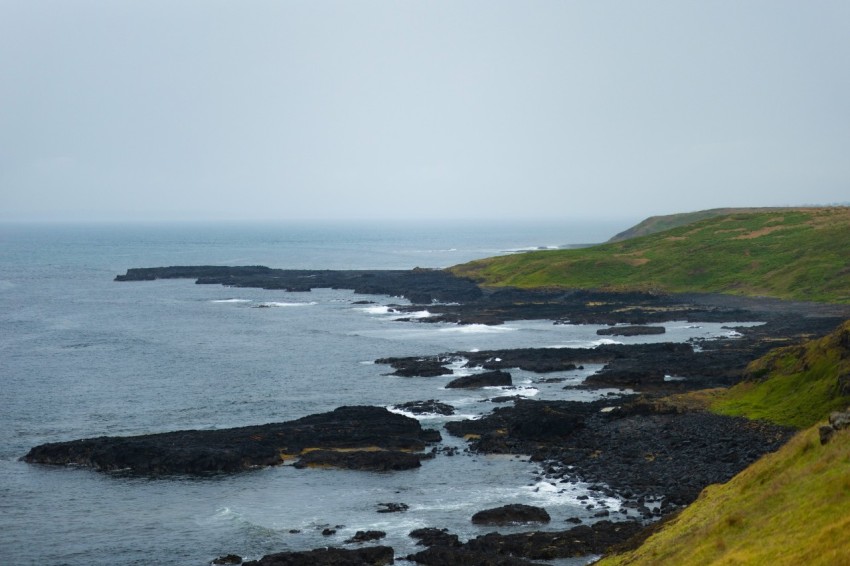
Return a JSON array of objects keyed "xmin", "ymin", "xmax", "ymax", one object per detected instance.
[{"xmin": 0, "ymin": 220, "xmax": 747, "ymax": 565}]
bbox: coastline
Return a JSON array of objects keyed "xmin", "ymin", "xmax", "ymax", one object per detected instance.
[{"xmin": 21, "ymin": 264, "xmax": 848, "ymax": 564}]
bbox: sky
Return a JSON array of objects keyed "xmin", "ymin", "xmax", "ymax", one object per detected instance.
[{"xmin": 1, "ymin": 1, "xmax": 848, "ymax": 223}]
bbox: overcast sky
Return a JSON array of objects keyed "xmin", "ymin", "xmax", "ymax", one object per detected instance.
[{"xmin": 1, "ymin": 1, "xmax": 848, "ymax": 223}]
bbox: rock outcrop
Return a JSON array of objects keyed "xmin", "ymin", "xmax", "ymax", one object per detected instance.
[
  {"xmin": 23, "ymin": 406, "xmax": 440, "ymax": 475},
  {"xmin": 819, "ymin": 409, "xmax": 850, "ymax": 445},
  {"xmin": 471, "ymin": 504, "xmax": 551, "ymax": 525},
  {"xmin": 445, "ymin": 370, "xmax": 512, "ymax": 389}
]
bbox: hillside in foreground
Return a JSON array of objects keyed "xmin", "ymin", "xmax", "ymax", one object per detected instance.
[
  {"xmin": 595, "ymin": 423, "xmax": 850, "ymax": 566},
  {"xmin": 450, "ymin": 207, "xmax": 850, "ymax": 304},
  {"xmin": 595, "ymin": 319, "xmax": 850, "ymax": 565},
  {"xmin": 711, "ymin": 319, "xmax": 850, "ymax": 429}
]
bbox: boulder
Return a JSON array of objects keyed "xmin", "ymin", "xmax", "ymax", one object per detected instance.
[
  {"xmin": 345, "ymin": 531, "xmax": 387, "ymax": 544},
  {"xmin": 471, "ymin": 504, "xmax": 551, "ymax": 525},
  {"xmin": 408, "ymin": 528, "xmax": 461, "ymax": 548}
]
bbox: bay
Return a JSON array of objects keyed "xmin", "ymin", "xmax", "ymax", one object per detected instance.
[{"xmin": 0, "ymin": 219, "xmax": 740, "ymax": 565}]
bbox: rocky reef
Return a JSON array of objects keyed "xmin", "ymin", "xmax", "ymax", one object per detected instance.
[
  {"xmin": 23, "ymin": 406, "xmax": 439, "ymax": 474},
  {"xmin": 115, "ymin": 266, "xmax": 483, "ymax": 304}
]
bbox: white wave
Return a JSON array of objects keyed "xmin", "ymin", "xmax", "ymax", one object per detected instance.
[
  {"xmin": 257, "ymin": 301, "xmax": 316, "ymax": 308},
  {"xmin": 439, "ymin": 324, "xmax": 516, "ymax": 334},
  {"xmin": 211, "ymin": 298, "xmax": 252, "ymax": 303},
  {"xmin": 395, "ymin": 310, "xmax": 434, "ymax": 320},
  {"xmin": 358, "ymin": 305, "xmax": 395, "ymax": 315},
  {"xmin": 516, "ymin": 386, "xmax": 538, "ymax": 396},
  {"xmin": 549, "ymin": 338, "xmax": 624, "ymax": 349},
  {"xmin": 386, "ymin": 407, "xmax": 428, "ymax": 421},
  {"xmin": 524, "ymin": 480, "xmax": 623, "ymax": 511}
]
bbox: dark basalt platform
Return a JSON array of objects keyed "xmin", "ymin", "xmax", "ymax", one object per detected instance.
[
  {"xmin": 406, "ymin": 520, "xmax": 644, "ymax": 564},
  {"xmin": 446, "ymin": 398, "xmax": 792, "ymax": 508},
  {"xmin": 115, "ymin": 266, "xmax": 483, "ymax": 304},
  {"xmin": 22, "ymin": 406, "xmax": 440, "ymax": 475},
  {"xmin": 242, "ymin": 545, "xmax": 394, "ymax": 566}
]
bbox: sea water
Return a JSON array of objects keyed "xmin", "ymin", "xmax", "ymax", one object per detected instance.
[{"xmin": 0, "ymin": 220, "xmax": 753, "ymax": 565}]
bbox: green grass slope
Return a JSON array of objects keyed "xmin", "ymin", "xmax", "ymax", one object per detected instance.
[
  {"xmin": 607, "ymin": 207, "xmax": 785, "ymax": 242},
  {"xmin": 596, "ymin": 424, "xmax": 850, "ymax": 566},
  {"xmin": 450, "ymin": 207, "xmax": 850, "ymax": 304},
  {"xmin": 711, "ymin": 320, "xmax": 850, "ymax": 429}
]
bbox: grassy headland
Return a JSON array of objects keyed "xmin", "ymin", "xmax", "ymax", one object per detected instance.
[{"xmin": 450, "ymin": 207, "xmax": 850, "ymax": 304}]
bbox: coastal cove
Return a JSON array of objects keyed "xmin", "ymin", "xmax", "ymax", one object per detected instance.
[{"xmin": 4, "ymin": 221, "xmax": 848, "ymax": 565}]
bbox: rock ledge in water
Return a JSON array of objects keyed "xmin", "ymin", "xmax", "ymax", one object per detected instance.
[
  {"xmin": 471, "ymin": 504, "xmax": 551, "ymax": 525},
  {"xmin": 23, "ymin": 406, "xmax": 440, "ymax": 475}
]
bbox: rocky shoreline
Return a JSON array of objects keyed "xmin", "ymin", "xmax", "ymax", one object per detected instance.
[{"xmin": 27, "ymin": 266, "xmax": 850, "ymax": 564}]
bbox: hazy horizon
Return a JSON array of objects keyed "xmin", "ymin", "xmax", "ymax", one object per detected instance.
[{"xmin": 2, "ymin": 1, "xmax": 848, "ymax": 223}]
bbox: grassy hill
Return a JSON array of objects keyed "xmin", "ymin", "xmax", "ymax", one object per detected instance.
[
  {"xmin": 450, "ymin": 207, "xmax": 850, "ymax": 304},
  {"xmin": 607, "ymin": 207, "xmax": 786, "ymax": 242},
  {"xmin": 595, "ymin": 320, "xmax": 850, "ymax": 565},
  {"xmin": 710, "ymin": 320, "xmax": 850, "ymax": 429}
]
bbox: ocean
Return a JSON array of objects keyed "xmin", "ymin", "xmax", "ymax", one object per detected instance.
[{"xmin": 0, "ymin": 219, "xmax": 746, "ymax": 565}]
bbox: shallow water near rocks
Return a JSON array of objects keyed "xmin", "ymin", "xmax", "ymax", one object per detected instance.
[{"xmin": 0, "ymin": 221, "xmax": 758, "ymax": 565}]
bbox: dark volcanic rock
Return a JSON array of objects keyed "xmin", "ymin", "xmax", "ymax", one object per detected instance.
[
  {"xmin": 345, "ymin": 530, "xmax": 387, "ymax": 544},
  {"xmin": 212, "ymin": 555, "xmax": 242, "ymax": 565},
  {"xmin": 445, "ymin": 370, "xmax": 512, "ymax": 389},
  {"xmin": 584, "ymin": 363, "xmax": 667, "ymax": 388},
  {"xmin": 471, "ymin": 504, "xmax": 551, "ymax": 525},
  {"xmin": 407, "ymin": 546, "xmax": 546, "ymax": 565},
  {"xmin": 552, "ymin": 410, "xmax": 793, "ymax": 506},
  {"xmin": 463, "ymin": 520, "xmax": 644, "ymax": 560},
  {"xmin": 597, "ymin": 325, "xmax": 666, "ymax": 336},
  {"xmin": 116, "ymin": 266, "xmax": 483, "ymax": 304},
  {"xmin": 407, "ymin": 520, "xmax": 643, "ymax": 564},
  {"xmin": 292, "ymin": 449, "xmax": 424, "ymax": 471},
  {"xmin": 445, "ymin": 400, "xmax": 591, "ymax": 452},
  {"xmin": 242, "ymin": 546, "xmax": 393, "ymax": 565},
  {"xmin": 376, "ymin": 502, "xmax": 409, "ymax": 513},
  {"xmin": 377, "ymin": 357, "xmax": 454, "ymax": 378},
  {"xmin": 408, "ymin": 528, "xmax": 461, "ymax": 548},
  {"xmin": 23, "ymin": 406, "xmax": 440, "ymax": 475},
  {"xmin": 448, "ymin": 397, "xmax": 792, "ymax": 508},
  {"xmin": 393, "ymin": 400, "xmax": 455, "ymax": 416}
]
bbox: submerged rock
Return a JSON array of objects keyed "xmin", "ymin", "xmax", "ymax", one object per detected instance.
[
  {"xmin": 597, "ymin": 325, "xmax": 666, "ymax": 336},
  {"xmin": 376, "ymin": 502, "xmax": 409, "ymax": 513}
]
